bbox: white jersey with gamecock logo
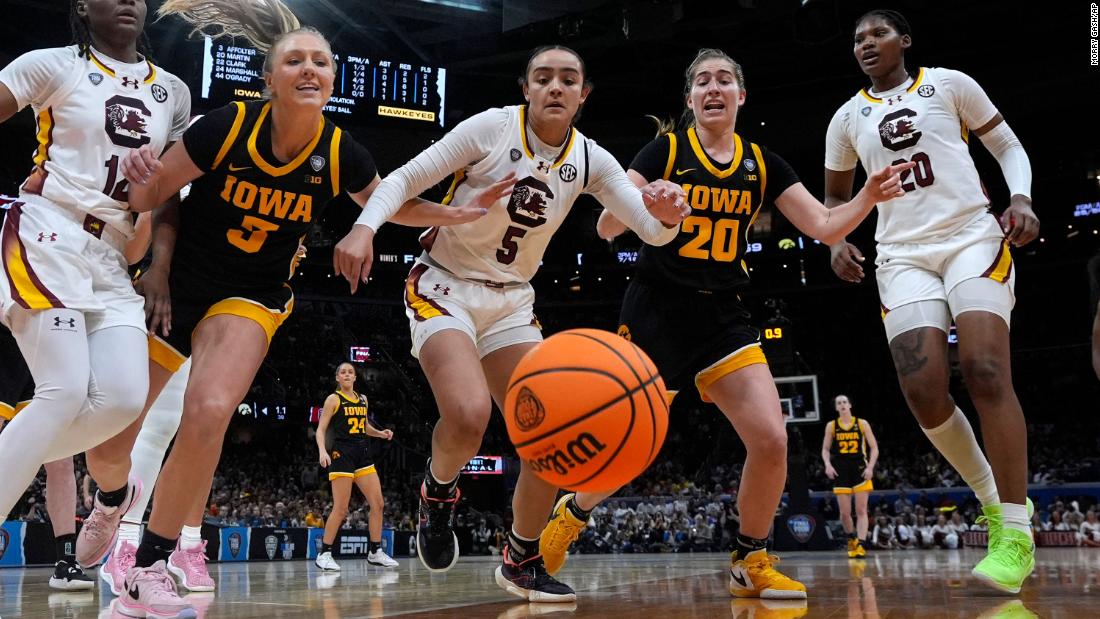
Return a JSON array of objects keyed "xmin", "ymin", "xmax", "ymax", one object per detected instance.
[
  {"xmin": 0, "ymin": 45, "xmax": 190, "ymax": 238},
  {"xmin": 825, "ymin": 67, "xmax": 998, "ymax": 245}
]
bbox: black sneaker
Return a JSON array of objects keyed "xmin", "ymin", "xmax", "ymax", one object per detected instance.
[
  {"xmin": 494, "ymin": 544, "xmax": 577, "ymax": 602},
  {"xmin": 416, "ymin": 478, "xmax": 461, "ymax": 572},
  {"xmin": 49, "ymin": 559, "xmax": 94, "ymax": 590}
]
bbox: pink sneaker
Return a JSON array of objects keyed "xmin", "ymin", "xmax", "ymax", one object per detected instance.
[
  {"xmin": 116, "ymin": 560, "xmax": 197, "ymax": 619},
  {"xmin": 76, "ymin": 478, "xmax": 142, "ymax": 567},
  {"xmin": 168, "ymin": 541, "xmax": 215, "ymax": 592},
  {"xmin": 100, "ymin": 540, "xmax": 138, "ymax": 596}
]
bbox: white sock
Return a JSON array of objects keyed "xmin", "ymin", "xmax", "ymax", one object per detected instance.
[
  {"xmin": 922, "ymin": 408, "xmax": 1000, "ymax": 507},
  {"xmin": 118, "ymin": 520, "xmax": 142, "ymax": 549},
  {"xmin": 1001, "ymin": 503, "xmax": 1030, "ymax": 535},
  {"xmin": 180, "ymin": 525, "xmax": 203, "ymax": 551}
]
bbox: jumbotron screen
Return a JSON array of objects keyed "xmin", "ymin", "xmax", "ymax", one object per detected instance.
[{"xmin": 199, "ymin": 38, "xmax": 447, "ymax": 126}]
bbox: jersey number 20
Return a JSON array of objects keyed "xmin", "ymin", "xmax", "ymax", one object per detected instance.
[{"xmin": 679, "ymin": 216, "xmax": 740, "ymax": 262}]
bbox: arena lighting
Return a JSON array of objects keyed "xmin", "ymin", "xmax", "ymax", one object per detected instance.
[{"xmin": 417, "ymin": 0, "xmax": 491, "ymax": 12}]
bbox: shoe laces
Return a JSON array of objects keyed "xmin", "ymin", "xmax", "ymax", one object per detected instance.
[
  {"xmin": 508, "ymin": 551, "xmax": 557, "ymax": 586},
  {"xmin": 421, "ymin": 484, "xmax": 460, "ymax": 535},
  {"xmin": 140, "ymin": 565, "xmax": 179, "ymax": 595},
  {"xmin": 185, "ymin": 542, "xmax": 209, "ymax": 570},
  {"xmin": 546, "ymin": 512, "xmax": 585, "ymax": 551},
  {"xmin": 994, "ymin": 534, "xmax": 1033, "ymax": 565}
]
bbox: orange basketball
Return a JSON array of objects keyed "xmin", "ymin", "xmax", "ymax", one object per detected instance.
[{"xmin": 504, "ymin": 328, "xmax": 669, "ymax": 493}]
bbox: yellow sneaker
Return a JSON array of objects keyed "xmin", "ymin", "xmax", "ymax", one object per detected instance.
[
  {"xmin": 846, "ymin": 538, "xmax": 858, "ymax": 558},
  {"xmin": 729, "ymin": 550, "xmax": 807, "ymax": 600},
  {"xmin": 853, "ymin": 540, "xmax": 866, "ymax": 558},
  {"xmin": 539, "ymin": 494, "xmax": 587, "ymax": 576}
]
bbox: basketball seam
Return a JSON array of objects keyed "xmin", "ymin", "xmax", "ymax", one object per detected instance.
[
  {"xmin": 510, "ymin": 374, "xmax": 660, "ymax": 450},
  {"xmin": 565, "ymin": 331, "xmax": 662, "ymax": 468}
]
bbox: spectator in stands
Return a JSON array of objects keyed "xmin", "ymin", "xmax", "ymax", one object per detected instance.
[
  {"xmin": 895, "ymin": 515, "xmax": 915, "ymax": 549},
  {"xmin": 872, "ymin": 516, "xmax": 896, "ymax": 549},
  {"xmin": 914, "ymin": 514, "xmax": 934, "ymax": 548},
  {"xmin": 1043, "ymin": 509, "xmax": 1072, "ymax": 532},
  {"xmin": 893, "ymin": 491, "xmax": 914, "ymax": 516},
  {"xmin": 1077, "ymin": 510, "xmax": 1100, "ymax": 547},
  {"xmin": 931, "ymin": 513, "xmax": 959, "ymax": 549}
]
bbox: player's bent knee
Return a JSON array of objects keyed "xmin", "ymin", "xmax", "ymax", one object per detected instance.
[{"xmin": 958, "ymin": 356, "xmax": 1007, "ymax": 399}]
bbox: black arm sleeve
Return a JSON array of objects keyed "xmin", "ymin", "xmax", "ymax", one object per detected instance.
[
  {"xmin": 340, "ymin": 133, "xmax": 377, "ymax": 194},
  {"xmin": 763, "ymin": 148, "xmax": 801, "ymax": 204},
  {"xmin": 628, "ymin": 135, "xmax": 672, "ymax": 182},
  {"xmin": 181, "ymin": 103, "xmax": 242, "ymax": 171}
]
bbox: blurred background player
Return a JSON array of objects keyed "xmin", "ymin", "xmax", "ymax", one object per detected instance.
[
  {"xmin": 821, "ymin": 395, "xmax": 879, "ymax": 558},
  {"xmin": 824, "ymin": 9, "xmax": 1038, "ymax": 593},
  {"xmin": 314, "ymin": 362, "xmax": 399, "ymax": 571}
]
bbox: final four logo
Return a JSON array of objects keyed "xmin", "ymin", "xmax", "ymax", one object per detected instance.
[
  {"xmin": 786, "ymin": 514, "xmax": 816, "ymax": 543},
  {"xmin": 228, "ymin": 532, "xmax": 242, "ymax": 558}
]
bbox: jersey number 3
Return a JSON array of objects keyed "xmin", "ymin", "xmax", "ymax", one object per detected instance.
[{"xmin": 228, "ymin": 215, "xmax": 279, "ymax": 253}]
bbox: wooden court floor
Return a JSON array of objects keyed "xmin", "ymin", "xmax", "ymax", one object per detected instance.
[{"xmin": 4, "ymin": 548, "xmax": 1098, "ymax": 618}]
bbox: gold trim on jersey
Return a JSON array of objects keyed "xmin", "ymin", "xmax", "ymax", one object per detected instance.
[
  {"xmin": 329, "ymin": 472, "xmax": 354, "ymax": 480},
  {"xmin": 662, "ymin": 133, "xmax": 677, "ymax": 180},
  {"xmin": 859, "ymin": 67, "xmax": 926, "ymax": 103},
  {"xmin": 441, "ymin": 170, "xmax": 467, "ymax": 206},
  {"xmin": 695, "ymin": 343, "xmax": 767, "ymax": 402},
  {"xmin": 246, "ymin": 102, "xmax": 326, "ymax": 177},
  {"xmin": 212, "ymin": 102, "xmax": 247, "ymax": 170},
  {"xmin": 518, "ymin": 105, "xmax": 576, "ymax": 168},
  {"xmin": 686, "ymin": 127, "xmax": 743, "ymax": 179},
  {"xmin": 199, "ymin": 291, "xmax": 295, "ymax": 344},
  {"xmin": 143, "ymin": 62, "xmax": 157, "ymax": 85},
  {"xmin": 336, "ymin": 390, "xmax": 363, "ymax": 405},
  {"xmin": 741, "ymin": 142, "xmax": 769, "ymax": 276},
  {"xmin": 149, "ymin": 334, "xmax": 187, "ymax": 372},
  {"xmin": 33, "ymin": 108, "xmax": 54, "ymax": 167},
  {"xmin": 329, "ymin": 127, "xmax": 343, "ymax": 195},
  {"xmin": 354, "ymin": 465, "xmax": 377, "ymax": 478},
  {"xmin": 982, "ymin": 239, "xmax": 1013, "ymax": 283},
  {"xmin": 88, "ymin": 51, "xmax": 116, "ymax": 77},
  {"xmin": 834, "ymin": 479, "xmax": 873, "ymax": 494},
  {"xmin": 3, "ymin": 208, "xmax": 62, "ymax": 310},
  {"xmin": 0, "ymin": 402, "xmax": 13, "ymax": 421}
]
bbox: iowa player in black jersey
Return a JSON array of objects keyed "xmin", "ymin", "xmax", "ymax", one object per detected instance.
[
  {"xmin": 539, "ymin": 49, "xmax": 912, "ymax": 600},
  {"xmin": 76, "ymin": 1, "xmax": 507, "ymax": 611},
  {"xmin": 314, "ymin": 362, "xmax": 398, "ymax": 571},
  {"xmin": 821, "ymin": 395, "xmax": 879, "ymax": 558}
]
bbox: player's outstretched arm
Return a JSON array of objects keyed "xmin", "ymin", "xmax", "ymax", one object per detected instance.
[{"xmin": 122, "ymin": 143, "xmax": 203, "ymax": 213}]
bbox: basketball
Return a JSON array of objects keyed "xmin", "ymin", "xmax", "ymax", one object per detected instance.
[{"xmin": 503, "ymin": 328, "xmax": 669, "ymax": 493}]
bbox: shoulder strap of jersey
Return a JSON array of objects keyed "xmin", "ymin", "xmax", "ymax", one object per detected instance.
[
  {"xmin": 662, "ymin": 132, "xmax": 678, "ymax": 181},
  {"xmin": 211, "ymin": 101, "xmax": 248, "ymax": 171},
  {"xmin": 329, "ymin": 125, "xmax": 343, "ymax": 195},
  {"xmin": 749, "ymin": 141, "xmax": 767, "ymax": 206}
]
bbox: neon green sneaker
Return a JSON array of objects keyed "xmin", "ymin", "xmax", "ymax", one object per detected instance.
[
  {"xmin": 972, "ymin": 528, "xmax": 1035, "ymax": 593},
  {"xmin": 974, "ymin": 499, "xmax": 1034, "ymax": 548}
]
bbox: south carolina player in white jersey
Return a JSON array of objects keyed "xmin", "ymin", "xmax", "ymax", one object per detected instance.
[
  {"xmin": 335, "ymin": 45, "xmax": 688, "ymax": 602},
  {"xmin": 824, "ymin": 10, "xmax": 1038, "ymax": 594},
  {"xmin": 0, "ymin": 0, "xmax": 190, "ymax": 533}
]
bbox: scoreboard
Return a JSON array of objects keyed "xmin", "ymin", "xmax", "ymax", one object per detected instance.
[{"xmin": 199, "ymin": 37, "xmax": 447, "ymax": 126}]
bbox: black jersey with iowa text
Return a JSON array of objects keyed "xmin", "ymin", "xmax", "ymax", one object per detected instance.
[
  {"xmin": 629, "ymin": 128, "xmax": 799, "ymax": 291},
  {"xmin": 175, "ymin": 101, "xmax": 375, "ymax": 295},
  {"xmin": 331, "ymin": 391, "xmax": 370, "ymax": 444},
  {"xmin": 831, "ymin": 417, "xmax": 868, "ymax": 464}
]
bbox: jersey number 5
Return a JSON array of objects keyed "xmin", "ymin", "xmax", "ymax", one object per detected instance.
[
  {"xmin": 496, "ymin": 225, "xmax": 527, "ymax": 265},
  {"xmin": 678, "ymin": 216, "xmax": 740, "ymax": 262},
  {"xmin": 227, "ymin": 215, "xmax": 279, "ymax": 253}
]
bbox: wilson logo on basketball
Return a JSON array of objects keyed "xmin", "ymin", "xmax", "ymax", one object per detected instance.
[
  {"xmin": 513, "ymin": 387, "xmax": 546, "ymax": 431},
  {"xmin": 527, "ymin": 432, "xmax": 608, "ymax": 476}
]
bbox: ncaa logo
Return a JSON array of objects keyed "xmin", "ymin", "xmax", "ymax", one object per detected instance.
[
  {"xmin": 228, "ymin": 532, "xmax": 242, "ymax": 557},
  {"xmin": 513, "ymin": 387, "xmax": 546, "ymax": 431},
  {"xmin": 559, "ymin": 163, "xmax": 577, "ymax": 183},
  {"xmin": 786, "ymin": 514, "xmax": 816, "ymax": 543},
  {"xmin": 861, "ymin": 106, "xmax": 872, "ymax": 117},
  {"xmin": 310, "ymin": 155, "xmax": 326, "ymax": 172},
  {"xmin": 917, "ymin": 84, "xmax": 936, "ymax": 98},
  {"xmin": 151, "ymin": 83, "xmax": 168, "ymax": 103},
  {"xmin": 88, "ymin": 73, "xmax": 104, "ymax": 86},
  {"xmin": 264, "ymin": 535, "xmax": 278, "ymax": 560},
  {"xmin": 510, "ymin": 148, "xmax": 522, "ymax": 162},
  {"xmin": 743, "ymin": 159, "xmax": 756, "ymax": 172}
]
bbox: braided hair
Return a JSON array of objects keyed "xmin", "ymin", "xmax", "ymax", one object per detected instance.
[
  {"xmin": 854, "ymin": 9, "xmax": 912, "ymax": 38},
  {"xmin": 69, "ymin": 0, "xmax": 154, "ymax": 61}
]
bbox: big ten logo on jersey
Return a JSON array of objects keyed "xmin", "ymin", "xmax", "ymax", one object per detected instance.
[
  {"xmin": 497, "ymin": 176, "xmax": 553, "ymax": 265},
  {"xmin": 104, "ymin": 95, "xmax": 152, "ymax": 148},
  {"xmin": 878, "ymin": 109, "xmax": 922, "ymax": 151}
]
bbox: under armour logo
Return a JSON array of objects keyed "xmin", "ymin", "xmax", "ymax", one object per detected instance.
[
  {"xmin": 432, "ymin": 284, "xmax": 451, "ymax": 295},
  {"xmin": 37, "ymin": 232, "xmax": 57, "ymax": 242},
  {"xmin": 536, "ymin": 160, "xmax": 551, "ymax": 174},
  {"xmin": 53, "ymin": 317, "xmax": 76, "ymax": 328},
  {"xmin": 121, "ymin": 77, "xmax": 140, "ymax": 90}
]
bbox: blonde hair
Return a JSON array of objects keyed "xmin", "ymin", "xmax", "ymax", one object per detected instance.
[
  {"xmin": 651, "ymin": 48, "xmax": 746, "ymax": 137},
  {"xmin": 158, "ymin": 0, "xmax": 328, "ymax": 73}
]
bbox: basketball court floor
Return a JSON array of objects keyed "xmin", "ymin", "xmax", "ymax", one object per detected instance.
[{"xmin": 4, "ymin": 549, "xmax": 1097, "ymax": 618}]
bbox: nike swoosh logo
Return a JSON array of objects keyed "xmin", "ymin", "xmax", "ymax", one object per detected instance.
[
  {"xmin": 730, "ymin": 568, "xmax": 748, "ymax": 588},
  {"xmin": 228, "ymin": 164, "xmax": 252, "ymax": 172},
  {"xmin": 675, "ymin": 168, "xmax": 696, "ymax": 175}
]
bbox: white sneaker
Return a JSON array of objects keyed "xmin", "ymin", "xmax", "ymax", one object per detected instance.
[
  {"xmin": 367, "ymin": 549, "xmax": 399, "ymax": 567},
  {"xmin": 315, "ymin": 551, "xmax": 341, "ymax": 571}
]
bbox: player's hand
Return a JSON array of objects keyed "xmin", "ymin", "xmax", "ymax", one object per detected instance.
[
  {"xmin": 830, "ymin": 242, "xmax": 865, "ymax": 283},
  {"xmin": 136, "ymin": 265, "xmax": 172, "ymax": 338},
  {"xmin": 862, "ymin": 467, "xmax": 874, "ymax": 481},
  {"xmin": 640, "ymin": 179, "xmax": 689, "ymax": 227},
  {"xmin": 319, "ymin": 451, "xmax": 331, "ymax": 468},
  {"xmin": 333, "ymin": 225, "xmax": 375, "ymax": 294},
  {"xmin": 450, "ymin": 173, "xmax": 515, "ymax": 224},
  {"xmin": 865, "ymin": 161, "xmax": 916, "ymax": 203},
  {"xmin": 120, "ymin": 144, "xmax": 163, "ymax": 186},
  {"xmin": 381, "ymin": 429, "xmax": 394, "ymax": 440},
  {"xmin": 825, "ymin": 465, "xmax": 837, "ymax": 480},
  {"xmin": 1001, "ymin": 196, "xmax": 1039, "ymax": 247}
]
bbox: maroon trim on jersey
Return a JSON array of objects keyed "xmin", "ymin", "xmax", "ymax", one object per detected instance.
[
  {"xmin": 2, "ymin": 202, "xmax": 65, "ymax": 310},
  {"xmin": 420, "ymin": 227, "xmax": 440, "ymax": 252},
  {"xmin": 404, "ymin": 263, "xmax": 450, "ymax": 322}
]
